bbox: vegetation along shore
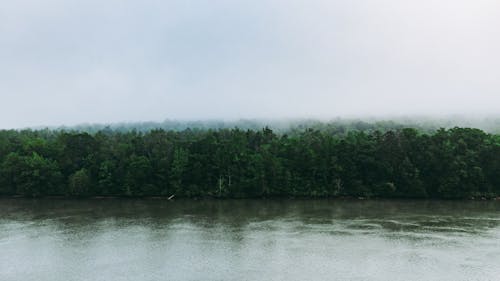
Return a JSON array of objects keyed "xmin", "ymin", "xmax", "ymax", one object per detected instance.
[{"xmin": 1, "ymin": 123, "xmax": 499, "ymax": 199}]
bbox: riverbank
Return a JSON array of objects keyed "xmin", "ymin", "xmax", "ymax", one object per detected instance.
[{"xmin": 1, "ymin": 194, "xmax": 500, "ymax": 201}]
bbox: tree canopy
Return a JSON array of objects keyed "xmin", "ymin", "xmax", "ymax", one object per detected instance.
[{"xmin": 0, "ymin": 126, "xmax": 499, "ymax": 199}]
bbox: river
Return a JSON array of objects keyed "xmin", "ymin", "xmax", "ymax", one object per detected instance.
[{"xmin": 0, "ymin": 199, "xmax": 499, "ymax": 281}]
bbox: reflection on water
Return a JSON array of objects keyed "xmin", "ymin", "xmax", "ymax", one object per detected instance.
[{"xmin": 1, "ymin": 199, "xmax": 500, "ymax": 281}]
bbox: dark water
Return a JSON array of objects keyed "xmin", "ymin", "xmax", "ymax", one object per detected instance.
[{"xmin": 1, "ymin": 199, "xmax": 499, "ymax": 281}]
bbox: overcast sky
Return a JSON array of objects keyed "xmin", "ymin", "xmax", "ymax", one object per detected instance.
[{"xmin": 1, "ymin": 0, "xmax": 500, "ymax": 128}]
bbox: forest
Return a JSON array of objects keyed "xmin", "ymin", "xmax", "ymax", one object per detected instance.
[{"xmin": 1, "ymin": 124, "xmax": 500, "ymax": 199}]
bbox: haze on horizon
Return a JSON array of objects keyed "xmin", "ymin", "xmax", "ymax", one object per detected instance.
[{"xmin": 1, "ymin": 0, "xmax": 500, "ymax": 129}]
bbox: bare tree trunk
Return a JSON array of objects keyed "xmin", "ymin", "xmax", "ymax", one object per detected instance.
[{"xmin": 218, "ymin": 176, "xmax": 223, "ymax": 197}]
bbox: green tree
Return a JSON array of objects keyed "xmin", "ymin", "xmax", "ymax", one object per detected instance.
[
  {"xmin": 68, "ymin": 168, "xmax": 91, "ymax": 196},
  {"xmin": 169, "ymin": 148, "xmax": 189, "ymax": 196},
  {"xmin": 124, "ymin": 155, "xmax": 154, "ymax": 196}
]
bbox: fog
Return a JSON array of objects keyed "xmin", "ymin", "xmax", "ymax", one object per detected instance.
[{"xmin": 1, "ymin": 0, "xmax": 500, "ymax": 129}]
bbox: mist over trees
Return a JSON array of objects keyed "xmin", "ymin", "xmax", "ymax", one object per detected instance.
[
  {"xmin": 32, "ymin": 116, "xmax": 500, "ymax": 134},
  {"xmin": 1, "ymin": 122, "xmax": 500, "ymax": 199}
]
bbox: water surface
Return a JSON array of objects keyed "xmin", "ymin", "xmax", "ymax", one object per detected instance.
[{"xmin": 1, "ymin": 199, "xmax": 499, "ymax": 281}]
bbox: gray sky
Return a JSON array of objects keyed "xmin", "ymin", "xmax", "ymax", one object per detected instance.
[{"xmin": 1, "ymin": 0, "xmax": 500, "ymax": 129}]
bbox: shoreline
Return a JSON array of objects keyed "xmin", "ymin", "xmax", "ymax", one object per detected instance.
[{"xmin": 0, "ymin": 195, "xmax": 499, "ymax": 201}]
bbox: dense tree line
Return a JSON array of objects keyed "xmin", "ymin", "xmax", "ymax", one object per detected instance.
[{"xmin": 0, "ymin": 126, "xmax": 499, "ymax": 199}]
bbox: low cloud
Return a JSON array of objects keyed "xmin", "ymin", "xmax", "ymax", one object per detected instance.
[{"xmin": 1, "ymin": 0, "xmax": 500, "ymax": 128}]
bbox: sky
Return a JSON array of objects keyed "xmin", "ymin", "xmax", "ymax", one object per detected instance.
[{"xmin": 1, "ymin": 0, "xmax": 500, "ymax": 129}]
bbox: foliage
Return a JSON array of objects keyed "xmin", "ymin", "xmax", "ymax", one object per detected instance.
[
  {"xmin": 0, "ymin": 126, "xmax": 499, "ymax": 198},
  {"xmin": 68, "ymin": 168, "xmax": 91, "ymax": 196}
]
